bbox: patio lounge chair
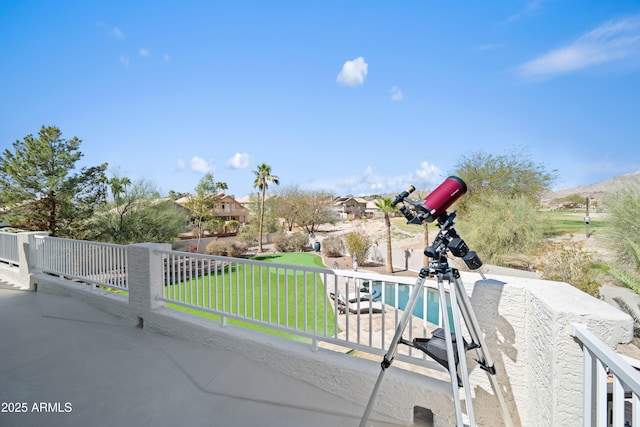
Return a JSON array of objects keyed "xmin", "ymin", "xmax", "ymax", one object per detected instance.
[{"xmin": 330, "ymin": 291, "xmax": 385, "ymax": 314}]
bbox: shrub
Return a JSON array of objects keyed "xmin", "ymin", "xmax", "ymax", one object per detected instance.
[
  {"xmin": 290, "ymin": 232, "xmax": 309, "ymax": 252},
  {"xmin": 604, "ymin": 182, "xmax": 640, "ymax": 264},
  {"xmin": 274, "ymin": 232, "xmax": 310, "ymax": 252},
  {"xmin": 463, "ymin": 193, "xmax": 544, "ymax": 265},
  {"xmin": 236, "ymin": 225, "xmax": 258, "ymax": 245},
  {"xmin": 602, "ymin": 182, "xmax": 640, "ymax": 294},
  {"xmin": 344, "ymin": 230, "xmax": 372, "ymax": 264},
  {"xmin": 322, "ymin": 236, "xmax": 344, "ymax": 257},
  {"xmin": 205, "ymin": 241, "xmax": 227, "ymax": 256},
  {"xmin": 539, "ymin": 242, "xmax": 601, "ymax": 297},
  {"xmin": 274, "ymin": 233, "xmax": 291, "ymax": 252},
  {"xmin": 227, "ymin": 241, "xmax": 248, "ymax": 257},
  {"xmin": 205, "ymin": 240, "xmax": 248, "ymax": 257}
]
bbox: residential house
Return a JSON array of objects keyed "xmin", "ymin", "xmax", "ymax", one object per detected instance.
[
  {"xmin": 214, "ymin": 194, "xmax": 248, "ymax": 224},
  {"xmin": 175, "ymin": 193, "xmax": 248, "ymax": 232},
  {"xmin": 332, "ymin": 196, "xmax": 368, "ymax": 219}
]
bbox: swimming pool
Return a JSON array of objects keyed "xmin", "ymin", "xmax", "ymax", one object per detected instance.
[{"xmin": 363, "ymin": 280, "xmax": 455, "ymax": 328}]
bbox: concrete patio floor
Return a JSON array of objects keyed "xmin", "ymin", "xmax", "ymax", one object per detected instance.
[{"xmin": 0, "ymin": 281, "xmax": 429, "ymax": 427}]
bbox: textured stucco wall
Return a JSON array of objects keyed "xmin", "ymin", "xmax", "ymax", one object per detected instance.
[{"xmin": 462, "ymin": 271, "xmax": 633, "ymax": 427}]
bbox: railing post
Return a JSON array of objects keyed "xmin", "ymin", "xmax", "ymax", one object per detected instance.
[
  {"xmin": 127, "ymin": 243, "xmax": 170, "ymax": 315},
  {"xmin": 15, "ymin": 232, "xmax": 47, "ymax": 290}
]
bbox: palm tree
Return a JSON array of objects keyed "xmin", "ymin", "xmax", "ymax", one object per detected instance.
[
  {"xmin": 375, "ymin": 197, "xmax": 395, "ymax": 273},
  {"xmin": 108, "ymin": 177, "xmax": 124, "ymax": 203},
  {"xmin": 120, "ymin": 177, "xmax": 131, "ymax": 194},
  {"xmin": 252, "ymin": 163, "xmax": 279, "ymax": 253}
]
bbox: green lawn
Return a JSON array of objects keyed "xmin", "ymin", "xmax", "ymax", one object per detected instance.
[
  {"xmin": 538, "ymin": 210, "xmax": 606, "ymax": 237},
  {"xmin": 165, "ymin": 252, "xmax": 338, "ymax": 342}
]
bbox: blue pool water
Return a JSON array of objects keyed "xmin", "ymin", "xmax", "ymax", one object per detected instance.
[{"xmin": 368, "ymin": 281, "xmax": 455, "ymax": 328}]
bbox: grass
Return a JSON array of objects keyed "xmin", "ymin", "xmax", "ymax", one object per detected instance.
[
  {"xmin": 165, "ymin": 252, "xmax": 337, "ymax": 342},
  {"xmin": 538, "ymin": 210, "xmax": 606, "ymax": 237}
]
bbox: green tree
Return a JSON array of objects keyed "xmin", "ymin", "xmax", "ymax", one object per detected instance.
[
  {"xmin": 0, "ymin": 125, "xmax": 108, "ymax": 236},
  {"xmin": 185, "ymin": 173, "xmax": 228, "ymax": 252},
  {"xmin": 237, "ymin": 193, "xmax": 278, "ymax": 247},
  {"xmin": 450, "ymin": 148, "xmax": 556, "ymax": 268},
  {"xmin": 91, "ymin": 178, "xmax": 188, "ymax": 244},
  {"xmin": 453, "ymin": 147, "xmax": 557, "ymax": 215},
  {"xmin": 226, "ymin": 220, "xmax": 240, "ymax": 232},
  {"xmin": 253, "ymin": 163, "xmax": 279, "ymax": 253},
  {"xmin": 108, "ymin": 176, "xmax": 131, "ymax": 204},
  {"xmin": 375, "ymin": 197, "xmax": 395, "ymax": 273}
]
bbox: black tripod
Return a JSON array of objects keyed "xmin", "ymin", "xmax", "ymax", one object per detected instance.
[{"xmin": 359, "ymin": 211, "xmax": 513, "ymax": 427}]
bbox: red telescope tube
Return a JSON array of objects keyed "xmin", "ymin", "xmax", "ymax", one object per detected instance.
[{"xmin": 420, "ymin": 176, "xmax": 467, "ymax": 222}]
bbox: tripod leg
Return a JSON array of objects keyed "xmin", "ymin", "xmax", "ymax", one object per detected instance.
[
  {"xmin": 359, "ymin": 365, "xmax": 389, "ymax": 427},
  {"xmin": 453, "ymin": 272, "xmax": 515, "ymax": 427},
  {"xmin": 437, "ymin": 275, "xmax": 466, "ymax": 427},
  {"xmin": 447, "ymin": 272, "xmax": 476, "ymax": 426},
  {"xmin": 359, "ymin": 271, "xmax": 428, "ymax": 427}
]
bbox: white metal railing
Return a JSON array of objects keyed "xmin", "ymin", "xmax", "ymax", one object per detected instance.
[
  {"xmin": 571, "ymin": 323, "xmax": 640, "ymax": 427},
  {"xmin": 0, "ymin": 231, "xmax": 19, "ymax": 266},
  {"xmin": 27, "ymin": 235, "xmax": 454, "ymax": 369},
  {"xmin": 156, "ymin": 249, "xmax": 448, "ymax": 368},
  {"xmin": 34, "ymin": 236, "xmax": 128, "ymax": 291}
]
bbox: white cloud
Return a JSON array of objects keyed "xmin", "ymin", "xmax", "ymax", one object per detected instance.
[
  {"xmin": 390, "ymin": 86, "xmax": 405, "ymax": 101},
  {"xmin": 306, "ymin": 162, "xmax": 443, "ymax": 197},
  {"xmin": 337, "ymin": 57, "xmax": 368, "ymax": 86},
  {"xmin": 504, "ymin": 0, "xmax": 546, "ymax": 24},
  {"xmin": 119, "ymin": 56, "xmax": 130, "ymax": 68},
  {"xmin": 163, "ymin": 53, "xmax": 171, "ymax": 62},
  {"xmin": 176, "ymin": 159, "xmax": 185, "ymax": 170},
  {"xmin": 412, "ymin": 162, "xmax": 441, "ymax": 187},
  {"xmin": 518, "ymin": 15, "xmax": 640, "ymax": 80},
  {"xmin": 108, "ymin": 27, "xmax": 125, "ymax": 40},
  {"xmin": 190, "ymin": 156, "xmax": 215, "ymax": 173},
  {"xmin": 226, "ymin": 152, "xmax": 252, "ymax": 169},
  {"xmin": 139, "ymin": 48, "xmax": 150, "ymax": 57}
]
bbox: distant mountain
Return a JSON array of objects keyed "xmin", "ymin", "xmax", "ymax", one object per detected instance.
[{"xmin": 542, "ymin": 170, "xmax": 640, "ymax": 202}]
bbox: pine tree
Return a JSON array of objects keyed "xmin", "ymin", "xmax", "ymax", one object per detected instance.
[{"xmin": 0, "ymin": 125, "xmax": 108, "ymax": 236}]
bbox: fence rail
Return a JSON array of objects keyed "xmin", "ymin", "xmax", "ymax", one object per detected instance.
[
  {"xmin": 156, "ymin": 249, "xmax": 448, "ymax": 369},
  {"xmin": 34, "ymin": 236, "xmax": 128, "ymax": 291},
  {"xmin": 0, "ymin": 232, "xmax": 19, "ymax": 266},
  {"xmin": 571, "ymin": 323, "xmax": 640, "ymax": 427}
]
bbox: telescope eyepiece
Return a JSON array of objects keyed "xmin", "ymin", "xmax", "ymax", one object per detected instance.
[{"xmin": 391, "ymin": 185, "xmax": 416, "ymax": 207}]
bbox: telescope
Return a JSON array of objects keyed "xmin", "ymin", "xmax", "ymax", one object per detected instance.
[
  {"xmin": 360, "ymin": 176, "xmax": 513, "ymax": 427},
  {"xmin": 393, "ymin": 175, "xmax": 482, "ymax": 271},
  {"xmin": 394, "ymin": 176, "xmax": 466, "ymax": 223},
  {"xmin": 394, "ymin": 176, "xmax": 467, "ymax": 224}
]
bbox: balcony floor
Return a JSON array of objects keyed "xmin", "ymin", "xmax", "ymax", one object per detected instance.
[{"xmin": 0, "ymin": 283, "xmax": 427, "ymax": 427}]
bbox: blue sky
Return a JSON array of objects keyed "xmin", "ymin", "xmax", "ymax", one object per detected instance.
[{"xmin": 1, "ymin": 1, "xmax": 640, "ymax": 198}]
